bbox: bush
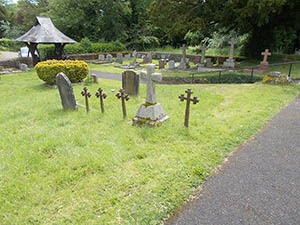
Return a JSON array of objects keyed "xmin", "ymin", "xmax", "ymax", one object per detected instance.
[
  {"xmin": 35, "ymin": 60, "xmax": 89, "ymax": 85},
  {"xmin": 38, "ymin": 40, "xmax": 126, "ymax": 60},
  {"xmin": 194, "ymin": 73, "xmax": 263, "ymax": 84},
  {"xmin": 0, "ymin": 38, "xmax": 24, "ymax": 51}
]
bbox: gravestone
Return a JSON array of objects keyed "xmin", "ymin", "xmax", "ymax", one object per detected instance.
[
  {"xmin": 260, "ymin": 49, "xmax": 272, "ymax": 65},
  {"xmin": 194, "ymin": 56, "xmax": 200, "ymax": 64},
  {"xmin": 133, "ymin": 64, "xmax": 169, "ymax": 126},
  {"xmin": 19, "ymin": 63, "xmax": 29, "ymax": 72},
  {"xmin": 137, "ymin": 54, "xmax": 142, "ymax": 58},
  {"xmin": 125, "ymin": 53, "xmax": 131, "ymax": 61},
  {"xmin": 200, "ymin": 45, "xmax": 207, "ymax": 66},
  {"xmin": 106, "ymin": 54, "xmax": 113, "ymax": 62},
  {"xmin": 130, "ymin": 50, "xmax": 138, "ymax": 66},
  {"xmin": 141, "ymin": 55, "xmax": 151, "ymax": 64},
  {"xmin": 159, "ymin": 59, "xmax": 165, "ymax": 69},
  {"xmin": 147, "ymin": 52, "xmax": 153, "ymax": 63},
  {"xmin": 178, "ymin": 44, "xmax": 189, "ymax": 69},
  {"xmin": 168, "ymin": 60, "xmax": 175, "ymax": 69},
  {"xmin": 98, "ymin": 54, "xmax": 105, "ymax": 61},
  {"xmin": 206, "ymin": 58, "xmax": 212, "ymax": 67},
  {"xmin": 116, "ymin": 53, "xmax": 123, "ymax": 64},
  {"xmin": 56, "ymin": 72, "xmax": 77, "ymax": 110},
  {"xmin": 223, "ymin": 37, "xmax": 237, "ymax": 68},
  {"xmin": 122, "ymin": 70, "xmax": 139, "ymax": 96},
  {"xmin": 161, "ymin": 54, "xmax": 166, "ymax": 59}
]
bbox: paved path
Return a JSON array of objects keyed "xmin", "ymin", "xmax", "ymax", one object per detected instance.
[
  {"xmin": 167, "ymin": 94, "xmax": 300, "ymax": 225},
  {"xmin": 0, "ymin": 51, "xmax": 18, "ymax": 61},
  {"xmin": 91, "ymin": 70, "xmax": 121, "ymax": 81}
]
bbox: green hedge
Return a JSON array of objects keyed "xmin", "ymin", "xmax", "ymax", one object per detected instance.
[
  {"xmin": 0, "ymin": 38, "xmax": 24, "ymax": 51},
  {"xmin": 38, "ymin": 41, "xmax": 126, "ymax": 60},
  {"xmin": 194, "ymin": 73, "xmax": 263, "ymax": 84},
  {"xmin": 35, "ymin": 60, "xmax": 89, "ymax": 85}
]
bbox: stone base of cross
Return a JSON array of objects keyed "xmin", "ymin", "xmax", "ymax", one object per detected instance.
[{"xmin": 132, "ymin": 64, "xmax": 169, "ymax": 127}]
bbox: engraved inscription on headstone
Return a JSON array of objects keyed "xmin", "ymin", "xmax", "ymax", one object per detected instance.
[
  {"xmin": 122, "ymin": 70, "xmax": 139, "ymax": 96},
  {"xmin": 56, "ymin": 72, "xmax": 77, "ymax": 110}
]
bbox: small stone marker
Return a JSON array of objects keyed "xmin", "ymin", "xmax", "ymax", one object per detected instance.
[
  {"xmin": 223, "ymin": 37, "xmax": 237, "ymax": 68},
  {"xmin": 206, "ymin": 58, "xmax": 212, "ymax": 67},
  {"xmin": 122, "ymin": 70, "xmax": 139, "ymax": 96},
  {"xmin": 56, "ymin": 72, "xmax": 77, "ymax": 110},
  {"xmin": 133, "ymin": 64, "xmax": 169, "ymax": 127},
  {"xmin": 116, "ymin": 88, "xmax": 130, "ymax": 118},
  {"xmin": 19, "ymin": 63, "xmax": 29, "ymax": 72},
  {"xmin": 159, "ymin": 59, "xmax": 165, "ymax": 69},
  {"xmin": 168, "ymin": 60, "xmax": 175, "ymax": 69},
  {"xmin": 95, "ymin": 88, "xmax": 107, "ymax": 113},
  {"xmin": 81, "ymin": 87, "xmax": 91, "ymax": 113},
  {"xmin": 179, "ymin": 88, "xmax": 199, "ymax": 128},
  {"xmin": 261, "ymin": 49, "xmax": 272, "ymax": 65},
  {"xmin": 137, "ymin": 53, "xmax": 142, "ymax": 58},
  {"xmin": 141, "ymin": 55, "xmax": 151, "ymax": 64},
  {"xmin": 106, "ymin": 54, "xmax": 113, "ymax": 62},
  {"xmin": 125, "ymin": 53, "xmax": 131, "ymax": 61},
  {"xmin": 91, "ymin": 73, "xmax": 98, "ymax": 83},
  {"xmin": 98, "ymin": 54, "xmax": 105, "ymax": 61}
]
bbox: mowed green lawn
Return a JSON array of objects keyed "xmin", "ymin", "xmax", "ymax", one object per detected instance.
[{"xmin": 0, "ymin": 71, "xmax": 299, "ymax": 224}]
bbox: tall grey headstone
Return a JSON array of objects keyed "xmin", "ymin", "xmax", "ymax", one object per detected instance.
[
  {"xmin": 122, "ymin": 70, "xmax": 139, "ymax": 96},
  {"xmin": 125, "ymin": 53, "xmax": 131, "ymax": 61},
  {"xmin": 98, "ymin": 54, "xmax": 105, "ymax": 61},
  {"xmin": 116, "ymin": 53, "xmax": 123, "ymax": 64},
  {"xmin": 56, "ymin": 72, "xmax": 77, "ymax": 110},
  {"xmin": 133, "ymin": 64, "xmax": 169, "ymax": 126},
  {"xmin": 106, "ymin": 54, "xmax": 113, "ymax": 62}
]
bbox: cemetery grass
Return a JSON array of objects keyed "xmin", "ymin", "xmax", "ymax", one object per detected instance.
[{"xmin": 1, "ymin": 71, "xmax": 300, "ymax": 224}]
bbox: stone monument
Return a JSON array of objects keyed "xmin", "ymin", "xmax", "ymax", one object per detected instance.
[
  {"xmin": 122, "ymin": 70, "xmax": 139, "ymax": 96},
  {"xmin": 223, "ymin": 37, "xmax": 237, "ymax": 68},
  {"xmin": 260, "ymin": 49, "xmax": 272, "ymax": 65},
  {"xmin": 133, "ymin": 64, "xmax": 169, "ymax": 126},
  {"xmin": 159, "ymin": 59, "xmax": 166, "ymax": 69},
  {"xmin": 106, "ymin": 54, "xmax": 113, "ymax": 62},
  {"xmin": 56, "ymin": 72, "xmax": 77, "ymax": 110},
  {"xmin": 125, "ymin": 53, "xmax": 131, "ymax": 61},
  {"xmin": 178, "ymin": 44, "xmax": 189, "ymax": 69},
  {"xmin": 116, "ymin": 53, "xmax": 123, "ymax": 64},
  {"xmin": 98, "ymin": 54, "xmax": 105, "ymax": 61},
  {"xmin": 199, "ymin": 45, "xmax": 207, "ymax": 67},
  {"xmin": 168, "ymin": 60, "xmax": 175, "ymax": 69}
]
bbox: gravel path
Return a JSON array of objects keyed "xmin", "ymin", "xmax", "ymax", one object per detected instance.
[{"xmin": 167, "ymin": 94, "xmax": 300, "ymax": 225}]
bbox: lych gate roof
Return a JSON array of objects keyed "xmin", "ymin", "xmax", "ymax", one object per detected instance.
[{"xmin": 16, "ymin": 16, "xmax": 77, "ymax": 44}]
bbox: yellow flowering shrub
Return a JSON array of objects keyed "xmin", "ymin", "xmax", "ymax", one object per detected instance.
[{"xmin": 35, "ymin": 60, "xmax": 89, "ymax": 85}]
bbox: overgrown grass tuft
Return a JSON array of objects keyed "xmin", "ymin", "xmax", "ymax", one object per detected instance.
[{"xmin": 0, "ymin": 71, "xmax": 299, "ymax": 224}]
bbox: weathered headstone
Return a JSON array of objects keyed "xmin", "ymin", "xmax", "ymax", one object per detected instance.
[
  {"xmin": 56, "ymin": 72, "xmax": 77, "ymax": 110},
  {"xmin": 98, "ymin": 54, "xmax": 105, "ymax": 61},
  {"xmin": 161, "ymin": 54, "xmax": 166, "ymax": 59},
  {"xmin": 125, "ymin": 53, "xmax": 131, "ymax": 61},
  {"xmin": 168, "ymin": 60, "xmax": 175, "ymax": 69},
  {"xmin": 122, "ymin": 70, "xmax": 139, "ymax": 96},
  {"xmin": 223, "ymin": 37, "xmax": 237, "ymax": 68},
  {"xmin": 137, "ymin": 54, "xmax": 142, "ymax": 58},
  {"xmin": 116, "ymin": 53, "xmax": 123, "ymax": 64},
  {"xmin": 106, "ymin": 54, "xmax": 113, "ymax": 62},
  {"xmin": 159, "ymin": 59, "xmax": 165, "ymax": 69},
  {"xmin": 200, "ymin": 45, "xmax": 207, "ymax": 65},
  {"xmin": 194, "ymin": 56, "xmax": 200, "ymax": 64},
  {"xmin": 260, "ymin": 49, "xmax": 272, "ymax": 65},
  {"xmin": 141, "ymin": 55, "xmax": 151, "ymax": 64},
  {"xmin": 133, "ymin": 64, "xmax": 169, "ymax": 126},
  {"xmin": 206, "ymin": 58, "xmax": 212, "ymax": 67},
  {"xmin": 19, "ymin": 63, "xmax": 29, "ymax": 72},
  {"xmin": 147, "ymin": 52, "xmax": 153, "ymax": 63},
  {"xmin": 178, "ymin": 44, "xmax": 189, "ymax": 69}
]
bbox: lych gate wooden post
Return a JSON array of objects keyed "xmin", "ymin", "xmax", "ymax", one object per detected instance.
[
  {"xmin": 179, "ymin": 88, "xmax": 199, "ymax": 127},
  {"xmin": 95, "ymin": 88, "xmax": 107, "ymax": 113},
  {"xmin": 116, "ymin": 88, "xmax": 130, "ymax": 118},
  {"xmin": 81, "ymin": 87, "xmax": 91, "ymax": 113}
]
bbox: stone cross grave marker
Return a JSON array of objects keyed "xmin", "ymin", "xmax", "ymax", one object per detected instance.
[
  {"xmin": 116, "ymin": 88, "xmax": 130, "ymax": 118},
  {"xmin": 116, "ymin": 53, "xmax": 123, "ymax": 64},
  {"xmin": 179, "ymin": 44, "xmax": 189, "ymax": 69},
  {"xmin": 228, "ymin": 37, "xmax": 237, "ymax": 61},
  {"xmin": 261, "ymin": 49, "xmax": 272, "ymax": 65},
  {"xmin": 122, "ymin": 70, "xmax": 139, "ymax": 96},
  {"xmin": 179, "ymin": 88, "xmax": 199, "ymax": 127},
  {"xmin": 56, "ymin": 72, "xmax": 77, "ymax": 110},
  {"xmin": 95, "ymin": 87, "xmax": 107, "ymax": 113},
  {"xmin": 200, "ymin": 45, "xmax": 207, "ymax": 64},
  {"xmin": 81, "ymin": 87, "xmax": 91, "ymax": 113},
  {"xmin": 98, "ymin": 54, "xmax": 105, "ymax": 61},
  {"xmin": 106, "ymin": 54, "xmax": 113, "ymax": 62},
  {"xmin": 133, "ymin": 64, "xmax": 169, "ymax": 126}
]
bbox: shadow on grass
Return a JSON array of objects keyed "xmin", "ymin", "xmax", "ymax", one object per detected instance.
[{"xmin": 31, "ymin": 83, "xmax": 56, "ymax": 92}]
